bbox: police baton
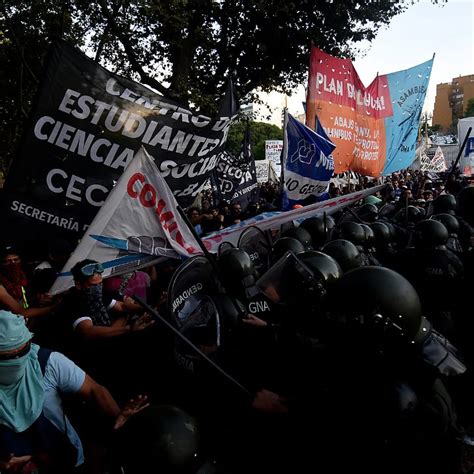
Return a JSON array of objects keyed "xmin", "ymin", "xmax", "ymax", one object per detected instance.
[{"xmin": 132, "ymin": 294, "xmax": 253, "ymax": 400}]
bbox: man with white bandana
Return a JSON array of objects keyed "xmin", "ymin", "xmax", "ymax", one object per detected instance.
[{"xmin": 0, "ymin": 310, "xmax": 148, "ymax": 472}]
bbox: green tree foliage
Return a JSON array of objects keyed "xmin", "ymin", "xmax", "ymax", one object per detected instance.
[
  {"xmin": 0, "ymin": 0, "xmax": 410, "ymax": 172},
  {"xmin": 226, "ymin": 120, "xmax": 283, "ymax": 161},
  {"xmin": 465, "ymin": 98, "xmax": 474, "ymax": 118}
]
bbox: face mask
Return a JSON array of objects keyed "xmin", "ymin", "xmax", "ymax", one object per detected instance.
[
  {"xmin": 84, "ymin": 283, "xmax": 103, "ymax": 300},
  {"xmin": 1, "ymin": 262, "xmax": 23, "ymax": 280},
  {"xmin": 0, "ymin": 360, "xmax": 27, "ymax": 386}
]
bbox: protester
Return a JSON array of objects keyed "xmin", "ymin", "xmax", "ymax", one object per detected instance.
[
  {"xmin": 0, "ymin": 245, "xmax": 58, "ymax": 320},
  {"xmin": 34, "ymin": 238, "xmax": 73, "ymax": 274},
  {"xmin": 0, "ymin": 245, "xmax": 30, "ymax": 309},
  {"xmin": 62, "ymin": 259, "xmax": 153, "ymax": 339},
  {"xmin": 0, "ymin": 310, "xmax": 148, "ymax": 473}
]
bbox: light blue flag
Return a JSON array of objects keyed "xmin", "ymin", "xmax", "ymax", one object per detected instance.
[{"xmin": 382, "ymin": 58, "xmax": 434, "ymax": 175}]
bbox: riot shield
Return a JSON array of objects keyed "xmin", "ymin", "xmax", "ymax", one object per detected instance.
[
  {"xmin": 256, "ymin": 251, "xmax": 315, "ymax": 305},
  {"xmin": 168, "ymin": 256, "xmax": 223, "ymax": 373},
  {"xmin": 237, "ymin": 226, "xmax": 272, "ymax": 274}
]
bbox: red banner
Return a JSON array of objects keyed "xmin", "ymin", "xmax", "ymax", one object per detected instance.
[{"xmin": 306, "ymin": 47, "xmax": 393, "ymax": 176}]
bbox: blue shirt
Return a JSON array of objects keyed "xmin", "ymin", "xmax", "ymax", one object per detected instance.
[{"xmin": 42, "ymin": 352, "xmax": 86, "ymax": 466}]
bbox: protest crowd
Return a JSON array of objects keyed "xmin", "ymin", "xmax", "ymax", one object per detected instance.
[{"xmin": 1, "ymin": 164, "xmax": 474, "ymax": 473}]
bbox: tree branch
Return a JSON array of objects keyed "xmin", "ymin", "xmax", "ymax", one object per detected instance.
[
  {"xmin": 97, "ymin": 0, "xmax": 171, "ymax": 97},
  {"xmin": 1, "ymin": 5, "xmax": 39, "ymax": 85}
]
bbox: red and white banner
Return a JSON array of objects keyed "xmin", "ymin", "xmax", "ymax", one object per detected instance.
[
  {"xmin": 202, "ymin": 184, "xmax": 385, "ymax": 250},
  {"xmin": 306, "ymin": 46, "xmax": 433, "ymax": 177}
]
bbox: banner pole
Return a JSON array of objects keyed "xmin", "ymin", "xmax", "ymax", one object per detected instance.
[
  {"xmin": 280, "ymin": 108, "xmax": 288, "ymax": 199},
  {"xmin": 132, "ymin": 295, "xmax": 253, "ymax": 399},
  {"xmin": 346, "ymin": 206, "xmax": 364, "ymax": 224},
  {"xmin": 323, "ymin": 211, "xmax": 327, "ymax": 241},
  {"xmin": 444, "ymin": 126, "xmax": 472, "ymax": 185},
  {"xmin": 405, "ymin": 194, "xmax": 409, "ymax": 229}
]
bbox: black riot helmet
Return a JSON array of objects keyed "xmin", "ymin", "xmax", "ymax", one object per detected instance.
[
  {"xmin": 297, "ymin": 251, "xmax": 342, "ymax": 286},
  {"xmin": 300, "ymin": 215, "xmax": 335, "ymax": 248},
  {"xmin": 413, "ymin": 219, "xmax": 449, "ymax": 250},
  {"xmin": 456, "ymin": 185, "xmax": 474, "ymax": 225},
  {"xmin": 393, "ymin": 206, "xmax": 423, "ymax": 225},
  {"xmin": 272, "ymin": 237, "xmax": 305, "ymax": 262},
  {"xmin": 357, "ymin": 203, "xmax": 378, "ymax": 223},
  {"xmin": 431, "ymin": 213, "xmax": 460, "ymax": 235},
  {"xmin": 237, "ymin": 226, "xmax": 272, "ymax": 274},
  {"xmin": 117, "ymin": 405, "xmax": 200, "ymax": 474},
  {"xmin": 433, "ymin": 193, "xmax": 457, "ymax": 215},
  {"xmin": 416, "ymin": 206, "xmax": 426, "ymax": 219},
  {"xmin": 281, "ymin": 226, "xmax": 313, "ymax": 250},
  {"xmin": 173, "ymin": 293, "xmax": 242, "ymax": 373},
  {"xmin": 337, "ymin": 221, "xmax": 366, "ymax": 246},
  {"xmin": 321, "ymin": 239, "xmax": 363, "ymax": 272},
  {"xmin": 329, "ymin": 266, "xmax": 422, "ymax": 343},
  {"xmin": 360, "ymin": 224, "xmax": 375, "ymax": 247},
  {"xmin": 256, "ymin": 251, "xmax": 336, "ymax": 308},
  {"xmin": 370, "ymin": 222, "xmax": 391, "ymax": 246},
  {"xmin": 217, "ymin": 248, "xmax": 257, "ymax": 296},
  {"xmin": 379, "ymin": 203, "xmax": 397, "ymax": 219},
  {"xmin": 384, "ymin": 222, "xmax": 397, "ymax": 241},
  {"xmin": 325, "ymin": 214, "xmax": 336, "ymax": 231}
]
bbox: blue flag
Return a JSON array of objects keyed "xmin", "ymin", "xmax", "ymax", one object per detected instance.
[{"xmin": 282, "ymin": 113, "xmax": 335, "ymax": 210}]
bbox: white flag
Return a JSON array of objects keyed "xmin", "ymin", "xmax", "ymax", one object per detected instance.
[
  {"xmin": 50, "ymin": 147, "xmax": 201, "ymax": 294},
  {"xmin": 431, "ymin": 146, "xmax": 447, "ymax": 172},
  {"xmin": 421, "ymin": 145, "xmax": 447, "ymax": 172}
]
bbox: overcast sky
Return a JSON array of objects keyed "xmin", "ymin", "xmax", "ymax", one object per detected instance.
[{"xmin": 286, "ymin": 0, "xmax": 474, "ymax": 120}]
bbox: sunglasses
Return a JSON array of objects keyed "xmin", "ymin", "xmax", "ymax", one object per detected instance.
[
  {"xmin": 80, "ymin": 262, "xmax": 104, "ymax": 277},
  {"xmin": 0, "ymin": 341, "xmax": 31, "ymax": 361}
]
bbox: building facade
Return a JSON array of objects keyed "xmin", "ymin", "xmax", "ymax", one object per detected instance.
[{"xmin": 432, "ymin": 74, "xmax": 474, "ymax": 130}]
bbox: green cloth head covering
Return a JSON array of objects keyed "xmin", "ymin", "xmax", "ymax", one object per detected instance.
[
  {"xmin": 365, "ymin": 195, "xmax": 382, "ymax": 205},
  {"xmin": 0, "ymin": 310, "xmax": 44, "ymax": 432}
]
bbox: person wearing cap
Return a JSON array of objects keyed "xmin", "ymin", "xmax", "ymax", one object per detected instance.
[
  {"xmin": 0, "ymin": 310, "xmax": 148, "ymax": 472},
  {"xmin": 422, "ymin": 189, "xmax": 434, "ymax": 202},
  {"xmin": 60, "ymin": 259, "xmax": 154, "ymax": 340}
]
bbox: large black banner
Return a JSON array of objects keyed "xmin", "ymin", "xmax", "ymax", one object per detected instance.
[{"xmin": 2, "ymin": 41, "xmax": 237, "ymax": 242}]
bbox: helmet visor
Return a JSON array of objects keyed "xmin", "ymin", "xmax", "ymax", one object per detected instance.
[{"xmin": 256, "ymin": 251, "xmax": 315, "ymax": 304}]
